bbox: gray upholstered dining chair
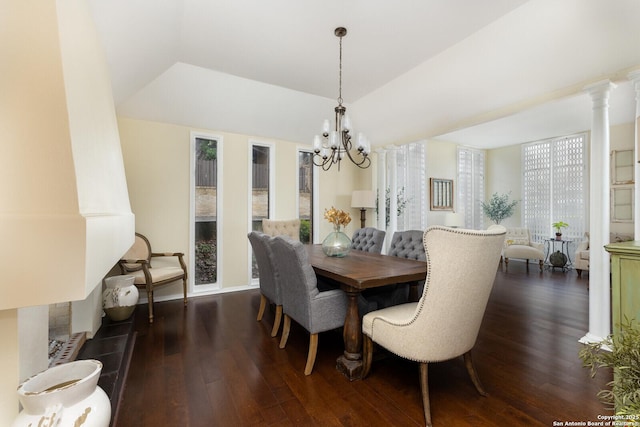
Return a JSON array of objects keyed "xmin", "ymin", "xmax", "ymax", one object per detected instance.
[
  {"xmin": 350, "ymin": 227, "xmax": 386, "ymax": 254},
  {"xmin": 270, "ymin": 235, "xmax": 348, "ymax": 375},
  {"xmin": 361, "ymin": 226, "xmax": 505, "ymax": 427},
  {"xmin": 363, "ymin": 230, "xmax": 426, "ymax": 309},
  {"xmin": 247, "ymin": 231, "xmax": 283, "ymax": 337}
]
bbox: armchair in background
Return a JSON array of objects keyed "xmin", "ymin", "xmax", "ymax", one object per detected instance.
[
  {"xmin": 501, "ymin": 227, "xmax": 544, "ymax": 272},
  {"xmin": 118, "ymin": 233, "xmax": 187, "ymax": 323}
]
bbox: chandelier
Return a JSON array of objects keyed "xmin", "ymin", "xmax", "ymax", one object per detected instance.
[{"xmin": 313, "ymin": 27, "xmax": 371, "ymax": 171}]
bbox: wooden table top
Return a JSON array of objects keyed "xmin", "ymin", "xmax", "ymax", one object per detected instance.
[{"xmin": 305, "ymin": 244, "xmax": 427, "ymax": 290}]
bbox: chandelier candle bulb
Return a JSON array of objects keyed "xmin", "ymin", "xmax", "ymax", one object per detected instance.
[
  {"xmin": 313, "ymin": 135, "xmax": 322, "ymax": 152},
  {"xmin": 343, "ymin": 115, "xmax": 352, "ymax": 131},
  {"xmin": 322, "ymin": 119, "xmax": 330, "ymax": 135}
]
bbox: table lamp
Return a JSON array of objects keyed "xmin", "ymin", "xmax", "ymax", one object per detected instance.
[
  {"xmin": 444, "ymin": 212, "xmax": 464, "ymax": 228},
  {"xmin": 351, "ymin": 190, "xmax": 376, "ymax": 228}
]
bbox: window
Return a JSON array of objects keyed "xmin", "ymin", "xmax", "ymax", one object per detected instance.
[
  {"xmin": 522, "ymin": 133, "xmax": 587, "ymax": 242},
  {"xmin": 249, "ymin": 142, "xmax": 274, "ymax": 280},
  {"xmin": 457, "ymin": 147, "xmax": 485, "ymax": 229},
  {"xmin": 298, "ymin": 150, "xmax": 315, "ymax": 243},
  {"xmin": 191, "ymin": 133, "xmax": 222, "ymax": 291}
]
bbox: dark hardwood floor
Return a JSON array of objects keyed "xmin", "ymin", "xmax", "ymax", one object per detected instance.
[{"xmin": 116, "ymin": 262, "xmax": 611, "ymax": 426}]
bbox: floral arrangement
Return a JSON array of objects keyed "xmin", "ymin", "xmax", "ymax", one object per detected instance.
[
  {"xmin": 481, "ymin": 192, "xmax": 518, "ymax": 224},
  {"xmin": 324, "ymin": 206, "xmax": 351, "ymax": 229}
]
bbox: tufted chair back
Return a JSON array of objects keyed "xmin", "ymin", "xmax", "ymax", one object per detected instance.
[
  {"xmin": 388, "ymin": 230, "xmax": 426, "ymax": 261},
  {"xmin": 262, "ymin": 218, "xmax": 300, "ymax": 241},
  {"xmin": 350, "ymin": 227, "xmax": 386, "ymax": 254}
]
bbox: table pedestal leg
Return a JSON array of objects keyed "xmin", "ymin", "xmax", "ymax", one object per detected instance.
[
  {"xmin": 336, "ymin": 288, "xmax": 362, "ymax": 380},
  {"xmin": 408, "ymin": 281, "xmax": 420, "ymax": 302}
]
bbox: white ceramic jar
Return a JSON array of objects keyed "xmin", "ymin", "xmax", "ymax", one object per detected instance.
[
  {"xmin": 102, "ymin": 274, "xmax": 139, "ymax": 321},
  {"xmin": 12, "ymin": 359, "xmax": 111, "ymax": 427}
]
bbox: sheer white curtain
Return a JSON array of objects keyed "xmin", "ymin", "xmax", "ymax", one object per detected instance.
[{"xmin": 377, "ymin": 142, "xmax": 427, "ymax": 251}]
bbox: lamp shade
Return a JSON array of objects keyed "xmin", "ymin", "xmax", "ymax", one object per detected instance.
[
  {"xmin": 351, "ymin": 190, "xmax": 376, "ymax": 209},
  {"xmin": 445, "ymin": 212, "xmax": 464, "ymax": 228}
]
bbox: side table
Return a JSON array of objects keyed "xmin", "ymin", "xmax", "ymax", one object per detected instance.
[{"xmin": 544, "ymin": 239, "xmax": 573, "ymax": 271}]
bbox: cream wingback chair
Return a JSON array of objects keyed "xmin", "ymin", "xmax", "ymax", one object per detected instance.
[
  {"xmin": 262, "ymin": 218, "xmax": 301, "ymax": 241},
  {"xmin": 361, "ymin": 226, "xmax": 505, "ymax": 427},
  {"xmin": 501, "ymin": 227, "xmax": 544, "ymax": 272}
]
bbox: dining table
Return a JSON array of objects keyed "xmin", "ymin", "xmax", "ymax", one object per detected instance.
[{"xmin": 305, "ymin": 244, "xmax": 427, "ymax": 380}]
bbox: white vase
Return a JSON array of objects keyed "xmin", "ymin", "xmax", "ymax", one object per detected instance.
[
  {"xmin": 12, "ymin": 359, "xmax": 111, "ymax": 427},
  {"xmin": 103, "ymin": 275, "xmax": 139, "ymax": 321}
]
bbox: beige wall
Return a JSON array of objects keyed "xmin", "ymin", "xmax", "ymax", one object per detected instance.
[
  {"xmin": 425, "ymin": 140, "xmax": 459, "ymax": 226},
  {"xmin": 118, "ymin": 117, "xmax": 362, "ymax": 296},
  {"xmin": 486, "ymin": 144, "xmax": 522, "ymax": 228}
]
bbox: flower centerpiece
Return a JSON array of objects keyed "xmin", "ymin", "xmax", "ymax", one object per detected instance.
[{"xmin": 322, "ymin": 206, "xmax": 352, "ymax": 257}]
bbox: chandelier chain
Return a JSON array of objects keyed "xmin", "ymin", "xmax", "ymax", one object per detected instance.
[
  {"xmin": 338, "ymin": 34, "xmax": 343, "ymax": 105},
  {"xmin": 312, "ymin": 26, "xmax": 371, "ymax": 170}
]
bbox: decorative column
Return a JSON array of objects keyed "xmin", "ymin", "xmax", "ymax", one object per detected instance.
[
  {"xmin": 376, "ymin": 149, "xmax": 387, "ymax": 233},
  {"xmin": 628, "ymin": 70, "xmax": 640, "ymax": 240},
  {"xmin": 580, "ymin": 80, "xmax": 616, "ymax": 345}
]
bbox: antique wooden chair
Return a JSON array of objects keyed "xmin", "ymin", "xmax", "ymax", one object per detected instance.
[{"xmin": 118, "ymin": 233, "xmax": 187, "ymax": 323}]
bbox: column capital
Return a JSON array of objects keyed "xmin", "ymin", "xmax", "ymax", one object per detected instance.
[
  {"xmin": 628, "ymin": 69, "xmax": 640, "ymax": 92},
  {"xmin": 584, "ymin": 79, "xmax": 616, "ymax": 108},
  {"xmin": 584, "ymin": 79, "xmax": 617, "ymax": 97}
]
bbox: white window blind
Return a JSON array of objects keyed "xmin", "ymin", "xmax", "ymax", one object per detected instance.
[
  {"xmin": 522, "ymin": 134, "xmax": 586, "ymax": 243},
  {"xmin": 457, "ymin": 147, "xmax": 485, "ymax": 229}
]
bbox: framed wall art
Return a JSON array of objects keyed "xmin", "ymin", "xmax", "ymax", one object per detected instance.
[{"xmin": 430, "ymin": 178, "xmax": 453, "ymax": 211}]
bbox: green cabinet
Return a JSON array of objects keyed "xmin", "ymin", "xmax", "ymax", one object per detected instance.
[{"xmin": 605, "ymin": 240, "xmax": 640, "ymax": 335}]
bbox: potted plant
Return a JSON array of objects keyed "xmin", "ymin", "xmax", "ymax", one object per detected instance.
[
  {"xmin": 579, "ymin": 318, "xmax": 640, "ymax": 416},
  {"xmin": 552, "ymin": 221, "xmax": 569, "ymax": 240},
  {"xmin": 481, "ymin": 192, "xmax": 518, "ymax": 225}
]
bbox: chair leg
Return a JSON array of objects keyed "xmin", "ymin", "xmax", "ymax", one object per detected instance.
[
  {"xmin": 463, "ymin": 350, "xmax": 488, "ymax": 397},
  {"xmin": 577, "ymin": 268, "xmax": 583, "ymax": 277},
  {"xmin": 271, "ymin": 304, "xmax": 283, "ymax": 337},
  {"xmin": 362, "ymin": 334, "xmax": 373, "ymax": 378},
  {"xmin": 257, "ymin": 294, "xmax": 267, "ymax": 321},
  {"xmin": 182, "ymin": 278, "xmax": 188, "ymax": 306},
  {"xmin": 504, "ymin": 257, "xmax": 509, "ymax": 271},
  {"xmin": 525, "ymin": 259, "xmax": 529, "ymax": 272},
  {"xmin": 279, "ymin": 315, "xmax": 291, "ymax": 349},
  {"xmin": 419, "ymin": 362, "xmax": 432, "ymax": 427},
  {"xmin": 538, "ymin": 260, "xmax": 544, "ymax": 272},
  {"xmin": 147, "ymin": 289, "xmax": 154, "ymax": 323},
  {"xmin": 304, "ymin": 333, "xmax": 319, "ymax": 375}
]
